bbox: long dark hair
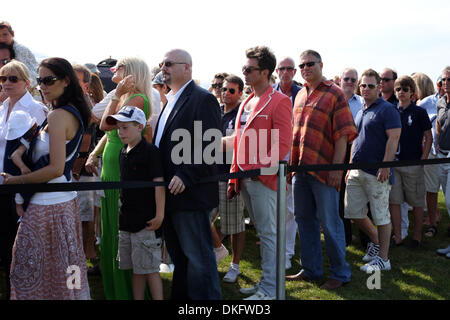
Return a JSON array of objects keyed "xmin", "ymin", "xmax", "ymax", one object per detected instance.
[{"xmin": 39, "ymin": 57, "xmax": 90, "ymax": 129}]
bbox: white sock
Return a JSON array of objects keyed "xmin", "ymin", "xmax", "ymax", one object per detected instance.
[{"xmin": 231, "ymin": 263, "xmax": 240, "ymax": 270}]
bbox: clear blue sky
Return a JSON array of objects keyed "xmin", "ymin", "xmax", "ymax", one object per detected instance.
[{"xmin": 6, "ymin": 0, "xmax": 450, "ymax": 88}]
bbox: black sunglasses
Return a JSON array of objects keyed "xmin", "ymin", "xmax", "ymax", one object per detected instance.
[
  {"xmin": 278, "ymin": 67, "xmax": 295, "ymax": 72},
  {"xmin": 242, "ymin": 66, "xmax": 261, "ymax": 74},
  {"xmin": 211, "ymin": 83, "xmax": 223, "ymax": 89},
  {"xmin": 0, "ymin": 75, "xmax": 20, "ymax": 83},
  {"xmin": 380, "ymin": 77, "xmax": 393, "ymax": 82},
  {"xmin": 36, "ymin": 76, "xmax": 60, "ymax": 86},
  {"xmin": 298, "ymin": 61, "xmax": 318, "ymax": 69},
  {"xmin": 395, "ymin": 87, "xmax": 410, "ymax": 93},
  {"xmin": 0, "ymin": 58, "xmax": 10, "ymax": 66},
  {"xmin": 222, "ymin": 87, "xmax": 236, "ymax": 94},
  {"xmin": 159, "ymin": 61, "xmax": 186, "ymax": 68},
  {"xmin": 442, "ymin": 78, "xmax": 450, "ymax": 83},
  {"xmin": 359, "ymin": 83, "xmax": 377, "ymax": 89},
  {"xmin": 343, "ymin": 77, "xmax": 357, "ymax": 83}
]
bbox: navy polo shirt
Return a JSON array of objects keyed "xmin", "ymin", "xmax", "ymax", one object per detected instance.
[
  {"xmin": 352, "ymin": 98, "xmax": 401, "ymax": 177},
  {"xmin": 396, "ymin": 103, "xmax": 432, "ymax": 160},
  {"xmin": 119, "ymin": 138, "xmax": 164, "ymax": 236},
  {"xmin": 218, "ymin": 104, "xmax": 239, "ymax": 175}
]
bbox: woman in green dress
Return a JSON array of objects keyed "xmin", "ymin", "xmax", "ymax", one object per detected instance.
[{"xmin": 86, "ymin": 57, "xmax": 153, "ymax": 299}]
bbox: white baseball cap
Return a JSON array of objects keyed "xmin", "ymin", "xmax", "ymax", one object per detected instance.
[
  {"xmin": 5, "ymin": 110, "xmax": 36, "ymax": 140},
  {"xmin": 106, "ymin": 106, "xmax": 146, "ymax": 127}
]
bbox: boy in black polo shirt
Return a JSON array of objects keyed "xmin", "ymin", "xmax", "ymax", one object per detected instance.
[{"xmin": 106, "ymin": 106, "xmax": 165, "ymax": 300}]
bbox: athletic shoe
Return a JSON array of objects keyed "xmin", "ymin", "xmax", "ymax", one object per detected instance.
[
  {"xmin": 223, "ymin": 265, "xmax": 240, "ymax": 283},
  {"xmin": 362, "ymin": 242, "xmax": 380, "ymax": 262},
  {"xmin": 243, "ymin": 290, "xmax": 275, "ymax": 300},
  {"xmin": 214, "ymin": 244, "xmax": 229, "ymax": 264},
  {"xmin": 360, "ymin": 256, "xmax": 391, "ymax": 273}
]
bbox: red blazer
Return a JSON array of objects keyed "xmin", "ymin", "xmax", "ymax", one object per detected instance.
[{"xmin": 229, "ymin": 86, "xmax": 292, "ymax": 191}]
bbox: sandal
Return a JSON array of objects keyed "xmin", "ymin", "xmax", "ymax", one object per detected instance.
[{"xmin": 424, "ymin": 225, "xmax": 438, "ymax": 238}]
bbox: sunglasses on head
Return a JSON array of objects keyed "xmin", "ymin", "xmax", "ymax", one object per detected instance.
[
  {"xmin": 242, "ymin": 66, "xmax": 261, "ymax": 74},
  {"xmin": 343, "ymin": 77, "xmax": 357, "ymax": 83},
  {"xmin": 395, "ymin": 87, "xmax": 410, "ymax": 93},
  {"xmin": 298, "ymin": 61, "xmax": 318, "ymax": 69},
  {"xmin": 0, "ymin": 75, "xmax": 20, "ymax": 83},
  {"xmin": 36, "ymin": 76, "xmax": 60, "ymax": 86},
  {"xmin": 211, "ymin": 83, "xmax": 223, "ymax": 89},
  {"xmin": 222, "ymin": 87, "xmax": 236, "ymax": 94},
  {"xmin": 278, "ymin": 67, "xmax": 295, "ymax": 72},
  {"xmin": 359, "ymin": 83, "xmax": 377, "ymax": 89}
]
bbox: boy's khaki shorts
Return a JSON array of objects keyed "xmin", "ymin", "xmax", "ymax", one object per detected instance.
[
  {"xmin": 118, "ymin": 228, "xmax": 162, "ymax": 274},
  {"xmin": 389, "ymin": 166, "xmax": 425, "ymax": 207}
]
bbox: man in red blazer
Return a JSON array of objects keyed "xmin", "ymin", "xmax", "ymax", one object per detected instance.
[{"xmin": 228, "ymin": 46, "xmax": 292, "ymax": 300}]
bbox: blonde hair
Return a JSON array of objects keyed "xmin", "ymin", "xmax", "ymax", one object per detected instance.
[
  {"xmin": 117, "ymin": 57, "xmax": 153, "ymax": 118},
  {"xmin": 0, "ymin": 59, "xmax": 30, "ymax": 84},
  {"xmin": 411, "ymin": 72, "xmax": 435, "ymax": 100}
]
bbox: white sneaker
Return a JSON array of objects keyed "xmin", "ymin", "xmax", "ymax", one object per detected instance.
[
  {"xmin": 360, "ymin": 256, "xmax": 391, "ymax": 273},
  {"xmin": 437, "ymin": 245, "xmax": 450, "ymax": 256},
  {"xmin": 214, "ymin": 244, "xmax": 229, "ymax": 264},
  {"xmin": 446, "ymin": 252, "xmax": 450, "ymax": 259},
  {"xmin": 159, "ymin": 263, "xmax": 175, "ymax": 273},
  {"xmin": 240, "ymin": 283, "xmax": 259, "ymax": 295},
  {"xmin": 223, "ymin": 265, "xmax": 240, "ymax": 283},
  {"xmin": 362, "ymin": 242, "xmax": 380, "ymax": 262},
  {"xmin": 244, "ymin": 290, "xmax": 275, "ymax": 300}
]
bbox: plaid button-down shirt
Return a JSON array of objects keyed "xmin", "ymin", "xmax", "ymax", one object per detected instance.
[{"xmin": 290, "ymin": 80, "xmax": 358, "ymax": 185}]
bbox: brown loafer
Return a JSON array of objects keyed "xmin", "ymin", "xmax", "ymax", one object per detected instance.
[
  {"xmin": 286, "ymin": 271, "xmax": 311, "ymax": 282},
  {"xmin": 320, "ymin": 278, "xmax": 347, "ymax": 290}
]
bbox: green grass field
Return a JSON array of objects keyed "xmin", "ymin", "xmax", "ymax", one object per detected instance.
[{"xmin": 1, "ymin": 193, "xmax": 449, "ymax": 300}]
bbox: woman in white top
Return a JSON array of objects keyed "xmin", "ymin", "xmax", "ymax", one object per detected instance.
[
  {"xmin": 0, "ymin": 59, "xmax": 46, "ymax": 300},
  {"xmin": 1, "ymin": 57, "xmax": 91, "ymax": 300}
]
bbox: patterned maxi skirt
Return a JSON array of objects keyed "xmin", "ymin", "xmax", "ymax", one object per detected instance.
[{"xmin": 10, "ymin": 198, "xmax": 91, "ymax": 300}]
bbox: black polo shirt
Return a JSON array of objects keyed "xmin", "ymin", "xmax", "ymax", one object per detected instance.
[
  {"xmin": 397, "ymin": 103, "xmax": 432, "ymax": 160},
  {"xmin": 119, "ymin": 138, "xmax": 164, "ymax": 236}
]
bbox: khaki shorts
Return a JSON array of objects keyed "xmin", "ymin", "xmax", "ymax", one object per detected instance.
[
  {"xmin": 118, "ymin": 228, "xmax": 162, "ymax": 274},
  {"xmin": 424, "ymin": 153, "xmax": 440, "ymax": 193},
  {"xmin": 344, "ymin": 169, "xmax": 391, "ymax": 226},
  {"xmin": 389, "ymin": 166, "xmax": 425, "ymax": 207},
  {"xmin": 218, "ymin": 181, "xmax": 245, "ymax": 235}
]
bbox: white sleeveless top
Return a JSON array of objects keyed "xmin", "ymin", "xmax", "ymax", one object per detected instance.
[{"xmin": 30, "ymin": 130, "xmax": 77, "ymax": 205}]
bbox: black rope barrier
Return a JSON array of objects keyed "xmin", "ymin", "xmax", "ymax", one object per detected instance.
[{"xmin": 1, "ymin": 156, "xmax": 450, "ymax": 194}]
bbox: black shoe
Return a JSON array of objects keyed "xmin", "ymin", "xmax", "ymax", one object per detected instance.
[
  {"xmin": 87, "ymin": 263, "xmax": 101, "ymax": 276},
  {"xmin": 390, "ymin": 236, "xmax": 403, "ymax": 248}
]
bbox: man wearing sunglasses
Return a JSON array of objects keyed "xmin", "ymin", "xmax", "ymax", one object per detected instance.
[
  {"xmin": 379, "ymin": 68, "xmax": 399, "ymax": 106},
  {"xmin": 210, "ymin": 72, "xmax": 228, "ymax": 105},
  {"xmin": 273, "ymin": 56, "xmax": 302, "ymax": 270},
  {"xmin": 153, "ymin": 49, "xmax": 222, "ymax": 300},
  {"xmin": 287, "ymin": 50, "xmax": 357, "ymax": 290},
  {"xmin": 345, "ymin": 69, "xmax": 401, "ymax": 272},
  {"xmin": 229, "ymin": 46, "xmax": 292, "ymax": 300}
]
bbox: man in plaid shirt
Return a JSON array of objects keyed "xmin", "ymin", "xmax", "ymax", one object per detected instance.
[{"xmin": 286, "ymin": 50, "xmax": 358, "ymax": 290}]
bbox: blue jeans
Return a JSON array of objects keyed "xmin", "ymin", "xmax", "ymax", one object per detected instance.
[
  {"xmin": 293, "ymin": 174, "xmax": 351, "ymax": 282},
  {"xmin": 163, "ymin": 210, "xmax": 221, "ymax": 300}
]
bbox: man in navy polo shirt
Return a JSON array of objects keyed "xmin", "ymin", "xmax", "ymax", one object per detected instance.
[
  {"xmin": 389, "ymin": 76, "xmax": 432, "ymax": 249},
  {"xmin": 344, "ymin": 69, "xmax": 401, "ymax": 272}
]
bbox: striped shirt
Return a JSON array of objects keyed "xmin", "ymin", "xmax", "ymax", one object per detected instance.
[{"xmin": 290, "ymin": 80, "xmax": 358, "ymax": 184}]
